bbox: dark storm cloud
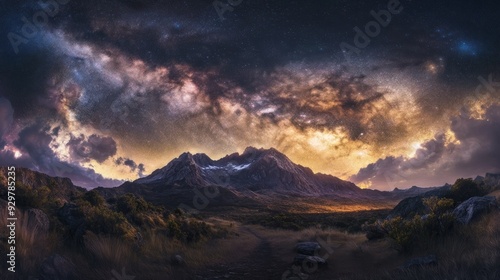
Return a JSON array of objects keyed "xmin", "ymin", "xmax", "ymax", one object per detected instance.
[
  {"xmin": 14, "ymin": 124, "xmax": 56, "ymax": 167},
  {"xmin": 350, "ymin": 134, "xmax": 447, "ymax": 186},
  {"xmin": 3, "ymin": 124, "xmax": 122, "ymax": 188},
  {"xmin": 351, "ymin": 105, "xmax": 500, "ymax": 189},
  {"xmin": 115, "ymin": 157, "xmax": 146, "ymax": 177},
  {"xmin": 0, "ymin": 149, "xmax": 33, "ymax": 169},
  {"xmin": 447, "ymin": 105, "xmax": 500, "ymax": 175},
  {"xmin": 0, "ymin": 50, "xmax": 63, "ymax": 117},
  {"xmin": 67, "ymin": 134, "xmax": 117, "ymax": 163},
  {"xmin": 2, "ymin": 0, "xmax": 497, "ymax": 125},
  {"xmin": 350, "ymin": 155, "xmax": 403, "ymax": 185},
  {"xmin": 1, "ymin": 0, "xmax": 500, "ymax": 189},
  {"xmin": 235, "ymin": 70, "xmax": 402, "ymax": 142}
]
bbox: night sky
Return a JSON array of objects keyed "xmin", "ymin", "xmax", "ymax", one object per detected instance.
[{"xmin": 1, "ymin": 0, "xmax": 499, "ymax": 190}]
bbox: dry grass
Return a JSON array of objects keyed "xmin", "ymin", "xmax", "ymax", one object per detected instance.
[
  {"xmin": 0, "ymin": 206, "xmax": 59, "ymax": 279},
  {"xmin": 1, "ymin": 203, "xmax": 498, "ymax": 280},
  {"xmin": 333, "ymin": 211, "xmax": 500, "ymax": 280},
  {"xmin": 249, "ymin": 225, "xmax": 402, "ymax": 278},
  {"xmin": 63, "ymin": 220, "xmax": 261, "ymax": 280},
  {"xmin": 220, "ymin": 209, "xmax": 500, "ymax": 280}
]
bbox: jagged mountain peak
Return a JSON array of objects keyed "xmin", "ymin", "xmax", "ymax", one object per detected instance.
[
  {"xmin": 243, "ymin": 146, "xmax": 278, "ymax": 155},
  {"xmin": 134, "ymin": 147, "xmax": 361, "ymax": 196}
]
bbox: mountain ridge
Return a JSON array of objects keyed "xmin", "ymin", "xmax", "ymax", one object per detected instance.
[{"xmin": 134, "ymin": 146, "xmax": 361, "ymax": 196}]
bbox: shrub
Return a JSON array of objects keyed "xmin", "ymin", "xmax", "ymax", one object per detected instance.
[
  {"xmin": 450, "ymin": 178, "xmax": 485, "ymax": 202},
  {"xmin": 180, "ymin": 219, "xmax": 212, "ymax": 243},
  {"xmin": 116, "ymin": 194, "xmax": 159, "ymax": 214},
  {"xmin": 422, "ymin": 196, "xmax": 454, "ymax": 215},
  {"xmin": 380, "ymin": 196, "xmax": 457, "ymax": 252},
  {"xmin": 83, "ymin": 206, "xmax": 134, "ymax": 237},
  {"xmin": 115, "ymin": 194, "xmax": 163, "ymax": 228},
  {"xmin": 75, "ymin": 197, "xmax": 135, "ymax": 238},
  {"xmin": 83, "ymin": 190, "xmax": 106, "ymax": 207},
  {"xmin": 381, "ymin": 216, "xmax": 422, "ymax": 251},
  {"xmin": 116, "ymin": 194, "xmax": 138, "ymax": 214},
  {"xmin": 14, "ymin": 183, "xmax": 52, "ymax": 209},
  {"xmin": 166, "ymin": 219, "xmax": 184, "ymax": 240}
]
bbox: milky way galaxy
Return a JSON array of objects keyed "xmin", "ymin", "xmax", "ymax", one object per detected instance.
[{"xmin": 1, "ymin": 0, "xmax": 499, "ymax": 190}]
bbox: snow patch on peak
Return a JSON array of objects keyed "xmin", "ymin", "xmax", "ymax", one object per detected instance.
[{"xmin": 201, "ymin": 163, "xmax": 251, "ymax": 172}]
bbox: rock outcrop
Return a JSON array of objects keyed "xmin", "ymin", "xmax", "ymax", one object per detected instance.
[
  {"xmin": 39, "ymin": 254, "xmax": 76, "ymax": 280},
  {"xmin": 389, "ymin": 185, "xmax": 451, "ymax": 218},
  {"xmin": 293, "ymin": 254, "xmax": 327, "ymax": 267},
  {"xmin": 453, "ymin": 196, "xmax": 498, "ymax": 224},
  {"xmin": 295, "ymin": 242, "xmax": 321, "ymax": 256},
  {"xmin": 292, "ymin": 241, "xmax": 327, "ymax": 269}
]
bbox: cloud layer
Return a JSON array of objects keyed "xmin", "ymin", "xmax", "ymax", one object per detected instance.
[{"xmin": 1, "ymin": 0, "xmax": 499, "ymax": 189}]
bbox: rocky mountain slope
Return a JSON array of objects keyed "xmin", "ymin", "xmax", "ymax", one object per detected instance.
[{"xmin": 134, "ymin": 147, "xmax": 361, "ymax": 196}]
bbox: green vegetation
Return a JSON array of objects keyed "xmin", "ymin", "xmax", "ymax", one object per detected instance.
[
  {"xmin": 369, "ymin": 178, "xmax": 492, "ymax": 252},
  {"xmin": 66, "ymin": 191, "xmax": 225, "ymax": 242},
  {"xmin": 449, "ymin": 178, "xmax": 486, "ymax": 202},
  {"xmin": 1, "ymin": 169, "xmax": 498, "ymax": 279},
  {"xmin": 374, "ymin": 196, "xmax": 457, "ymax": 252},
  {"xmin": 241, "ymin": 210, "xmax": 389, "ymax": 232}
]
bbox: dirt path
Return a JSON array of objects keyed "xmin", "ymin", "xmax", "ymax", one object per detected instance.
[{"xmin": 195, "ymin": 227, "xmax": 288, "ymax": 280}]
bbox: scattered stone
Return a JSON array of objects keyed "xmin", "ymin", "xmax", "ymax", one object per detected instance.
[
  {"xmin": 453, "ymin": 196, "xmax": 498, "ymax": 224},
  {"xmin": 39, "ymin": 254, "xmax": 76, "ymax": 280},
  {"xmin": 400, "ymin": 255, "xmax": 438, "ymax": 269},
  {"xmin": 295, "ymin": 242, "xmax": 321, "ymax": 256},
  {"xmin": 293, "ymin": 254, "xmax": 327, "ymax": 267},
  {"xmin": 171, "ymin": 254, "xmax": 186, "ymax": 266}
]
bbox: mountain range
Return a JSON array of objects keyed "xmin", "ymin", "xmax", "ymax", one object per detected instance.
[
  {"xmin": 134, "ymin": 147, "xmax": 361, "ymax": 195},
  {"xmin": 7, "ymin": 147, "xmax": 494, "ymax": 211},
  {"xmin": 91, "ymin": 147, "xmax": 439, "ymax": 210}
]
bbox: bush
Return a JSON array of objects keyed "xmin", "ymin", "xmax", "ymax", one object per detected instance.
[
  {"xmin": 115, "ymin": 194, "xmax": 163, "ymax": 228},
  {"xmin": 380, "ymin": 196, "xmax": 456, "ymax": 252},
  {"xmin": 166, "ymin": 218, "xmax": 185, "ymax": 240},
  {"xmin": 84, "ymin": 206, "xmax": 132, "ymax": 237},
  {"xmin": 180, "ymin": 219, "xmax": 212, "ymax": 243},
  {"xmin": 450, "ymin": 178, "xmax": 485, "ymax": 202},
  {"xmin": 382, "ymin": 216, "xmax": 422, "ymax": 251},
  {"xmin": 75, "ymin": 198, "xmax": 135, "ymax": 238},
  {"xmin": 83, "ymin": 190, "xmax": 106, "ymax": 207},
  {"xmin": 14, "ymin": 183, "xmax": 52, "ymax": 209},
  {"xmin": 422, "ymin": 196, "xmax": 454, "ymax": 215}
]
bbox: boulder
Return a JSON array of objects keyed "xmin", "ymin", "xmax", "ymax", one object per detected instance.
[
  {"xmin": 39, "ymin": 254, "xmax": 76, "ymax": 280},
  {"xmin": 26, "ymin": 209, "xmax": 50, "ymax": 236},
  {"xmin": 400, "ymin": 255, "xmax": 438, "ymax": 269},
  {"xmin": 388, "ymin": 185, "xmax": 452, "ymax": 219},
  {"xmin": 453, "ymin": 196, "xmax": 498, "ymax": 225},
  {"xmin": 295, "ymin": 242, "xmax": 321, "ymax": 256},
  {"xmin": 171, "ymin": 254, "xmax": 185, "ymax": 266},
  {"xmin": 58, "ymin": 203, "xmax": 86, "ymax": 243},
  {"xmin": 293, "ymin": 254, "xmax": 327, "ymax": 267}
]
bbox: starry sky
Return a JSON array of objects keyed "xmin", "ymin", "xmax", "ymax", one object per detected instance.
[{"xmin": 1, "ymin": 0, "xmax": 499, "ymax": 190}]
